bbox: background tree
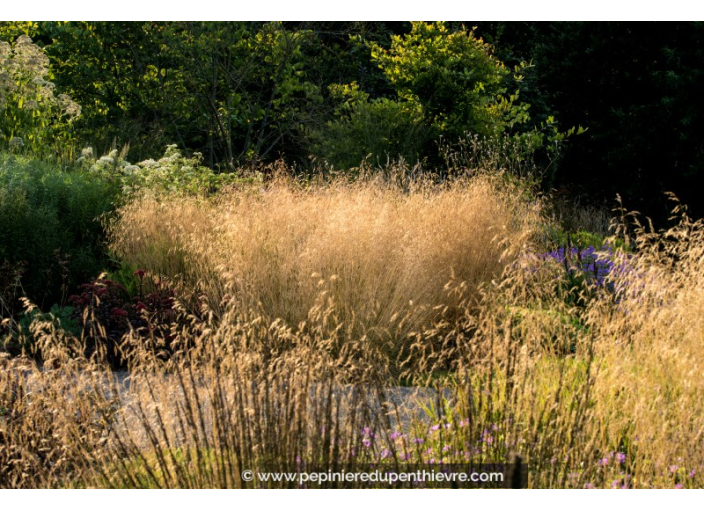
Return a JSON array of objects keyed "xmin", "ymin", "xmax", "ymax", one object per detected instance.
[
  {"xmin": 313, "ymin": 22, "xmax": 535, "ymax": 169},
  {"xmin": 27, "ymin": 22, "xmax": 324, "ymax": 167},
  {"xmin": 371, "ymin": 21, "xmax": 528, "ymax": 140}
]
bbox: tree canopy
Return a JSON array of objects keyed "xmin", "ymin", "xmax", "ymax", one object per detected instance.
[{"xmin": 3, "ymin": 21, "xmax": 704, "ymax": 221}]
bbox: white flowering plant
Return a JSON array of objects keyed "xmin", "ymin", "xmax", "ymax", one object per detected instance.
[
  {"xmin": 80, "ymin": 144, "xmax": 260, "ymax": 198},
  {"xmin": 0, "ymin": 35, "xmax": 81, "ymax": 155}
]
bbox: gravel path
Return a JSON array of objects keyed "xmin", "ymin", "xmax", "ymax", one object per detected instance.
[
  {"xmin": 107, "ymin": 371, "xmax": 454, "ymax": 449},
  {"xmin": 5, "ymin": 367, "xmax": 454, "ymax": 450}
]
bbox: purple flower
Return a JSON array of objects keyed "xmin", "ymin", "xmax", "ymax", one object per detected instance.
[
  {"xmin": 542, "ymin": 244, "xmax": 618, "ymax": 289},
  {"xmin": 616, "ymin": 452, "xmax": 626, "ymax": 464}
]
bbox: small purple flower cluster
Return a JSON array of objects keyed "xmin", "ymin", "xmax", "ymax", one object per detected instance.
[
  {"xmin": 544, "ymin": 245, "xmax": 615, "ymax": 288},
  {"xmin": 361, "ymin": 427, "xmax": 376, "ymax": 448},
  {"xmin": 582, "ymin": 453, "xmax": 698, "ymax": 488}
]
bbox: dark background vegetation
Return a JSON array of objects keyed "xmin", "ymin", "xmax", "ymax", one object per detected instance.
[{"xmin": 472, "ymin": 22, "xmax": 704, "ymax": 221}]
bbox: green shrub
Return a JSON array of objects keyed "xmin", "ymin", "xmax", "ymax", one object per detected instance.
[
  {"xmin": 0, "ymin": 154, "xmax": 116, "ymax": 310},
  {"xmin": 312, "ymin": 85, "xmax": 431, "ymax": 169},
  {"xmin": 314, "ymin": 23, "xmax": 578, "ymax": 173},
  {"xmin": 369, "ymin": 22, "xmax": 525, "ymax": 141}
]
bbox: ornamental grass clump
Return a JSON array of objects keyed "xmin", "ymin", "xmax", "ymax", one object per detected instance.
[
  {"xmin": 579, "ymin": 201, "xmax": 704, "ymax": 487},
  {"xmin": 108, "ymin": 165, "xmax": 542, "ymax": 360}
]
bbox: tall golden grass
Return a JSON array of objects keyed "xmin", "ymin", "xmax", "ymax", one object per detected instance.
[
  {"xmin": 3, "ymin": 169, "xmax": 704, "ymax": 488},
  {"xmin": 108, "ymin": 170, "xmax": 542, "ymax": 344}
]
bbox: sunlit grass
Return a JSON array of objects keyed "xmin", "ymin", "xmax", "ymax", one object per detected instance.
[{"xmin": 2, "ymin": 168, "xmax": 704, "ymax": 488}]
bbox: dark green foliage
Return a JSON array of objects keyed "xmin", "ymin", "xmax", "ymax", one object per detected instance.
[
  {"xmin": 312, "ymin": 94, "xmax": 431, "ymax": 169},
  {"xmin": 531, "ymin": 22, "xmax": 704, "ymax": 221},
  {"xmin": 30, "ymin": 21, "xmax": 326, "ymax": 167},
  {"xmin": 4, "ymin": 304, "xmax": 79, "ymax": 354},
  {"xmin": 34, "ymin": 21, "xmax": 188, "ymax": 161},
  {"xmin": 67, "ymin": 272, "xmax": 182, "ymax": 367},
  {"xmin": 292, "ymin": 22, "xmax": 400, "ymax": 102},
  {"xmin": 0, "ymin": 154, "xmax": 116, "ymax": 309},
  {"xmin": 464, "ymin": 22, "xmax": 704, "ymax": 222}
]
